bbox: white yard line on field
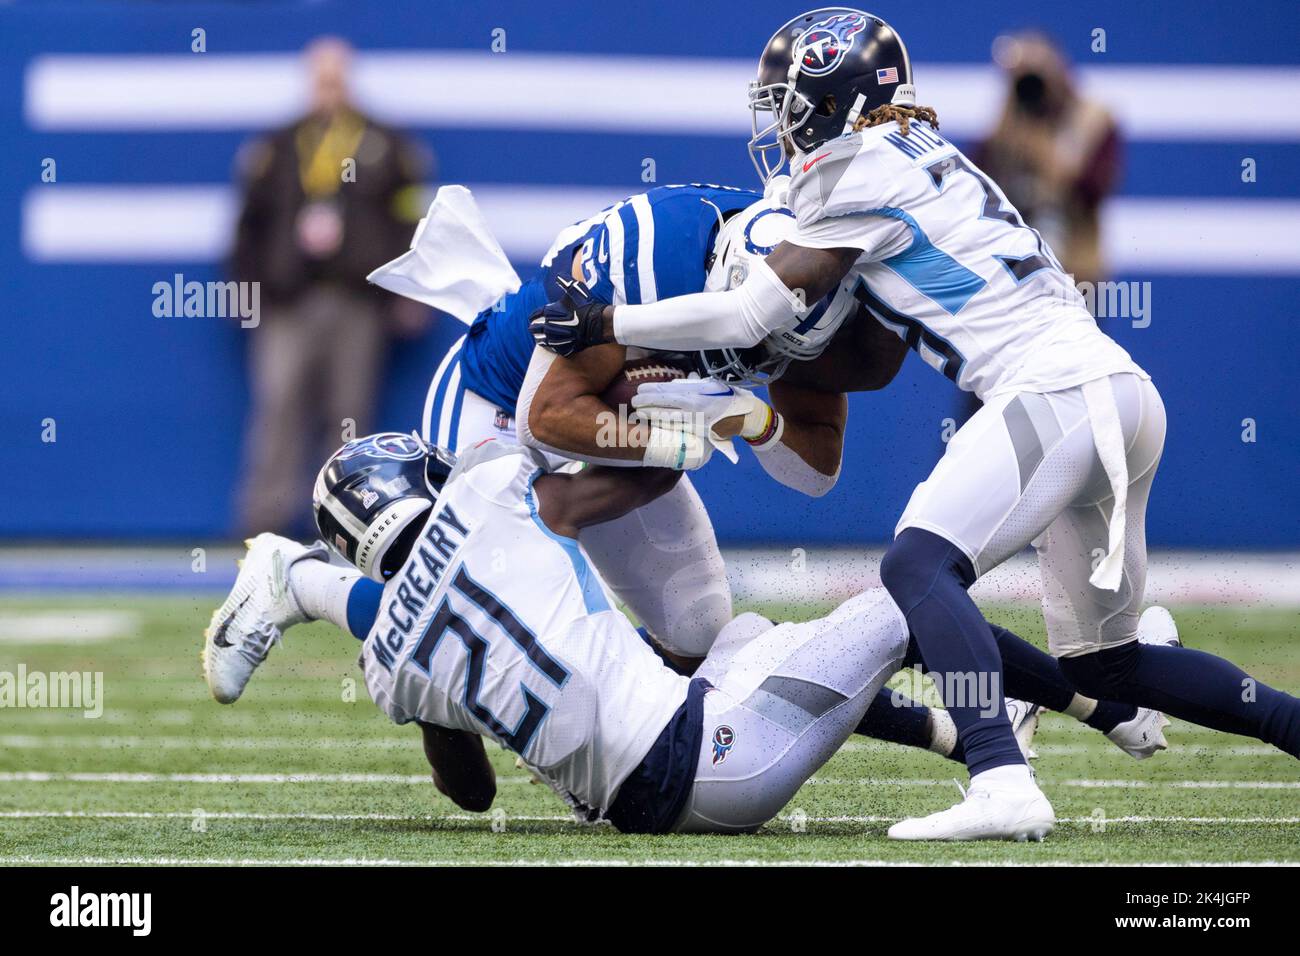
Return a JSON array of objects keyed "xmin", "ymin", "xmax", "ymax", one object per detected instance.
[
  {"xmin": 3, "ymin": 771, "xmax": 1297, "ymax": 788},
  {"xmin": 0, "ymin": 771, "xmax": 503, "ymax": 784},
  {"xmin": 805, "ymin": 777, "xmax": 1300, "ymax": 789},
  {"xmin": 0, "ymin": 856, "xmax": 1295, "ymax": 867},
  {"xmin": 0, "ymin": 735, "xmax": 417, "ymax": 750},
  {"xmin": 1, "ymin": 810, "xmax": 1297, "ymax": 826},
  {"xmin": 836, "ymin": 740, "xmax": 1287, "ymax": 757}
]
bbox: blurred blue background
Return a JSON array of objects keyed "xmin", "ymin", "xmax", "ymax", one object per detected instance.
[{"xmin": 1, "ymin": 0, "xmax": 1297, "ymax": 547}]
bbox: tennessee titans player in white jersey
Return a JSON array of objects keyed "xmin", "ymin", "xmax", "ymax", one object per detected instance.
[
  {"xmin": 321, "ymin": 432, "xmax": 917, "ymax": 832},
  {"xmin": 530, "ymin": 8, "xmax": 1300, "ymax": 840}
]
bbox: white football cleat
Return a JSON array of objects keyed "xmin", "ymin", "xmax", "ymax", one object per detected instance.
[
  {"xmin": 202, "ymin": 533, "xmax": 326, "ymax": 704},
  {"xmin": 888, "ymin": 776, "xmax": 1055, "ymax": 842},
  {"xmin": 1106, "ymin": 706, "xmax": 1170, "ymax": 759},
  {"xmin": 1006, "ymin": 698, "xmax": 1041, "ymax": 761},
  {"xmin": 1099, "ymin": 605, "xmax": 1178, "ymax": 758},
  {"xmin": 1138, "ymin": 605, "xmax": 1182, "ymax": 648}
]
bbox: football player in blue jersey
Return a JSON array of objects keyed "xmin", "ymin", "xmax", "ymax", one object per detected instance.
[{"xmin": 424, "ymin": 184, "xmax": 781, "ymax": 662}]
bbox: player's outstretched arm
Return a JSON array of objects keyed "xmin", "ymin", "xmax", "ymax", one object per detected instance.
[
  {"xmin": 530, "ymin": 243, "xmax": 860, "ymax": 355},
  {"xmin": 418, "ymin": 721, "xmax": 496, "ymax": 813},
  {"xmin": 531, "ymin": 466, "xmax": 681, "ymax": 540},
  {"xmin": 611, "ymin": 242, "xmax": 860, "ymax": 351}
]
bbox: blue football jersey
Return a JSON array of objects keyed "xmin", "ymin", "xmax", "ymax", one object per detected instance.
[{"xmin": 458, "ymin": 184, "xmax": 762, "ymax": 414}]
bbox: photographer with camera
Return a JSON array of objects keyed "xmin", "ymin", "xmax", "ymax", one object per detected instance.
[{"xmin": 975, "ymin": 32, "xmax": 1122, "ymax": 288}]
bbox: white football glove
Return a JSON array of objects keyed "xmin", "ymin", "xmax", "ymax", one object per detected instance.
[{"xmin": 632, "ymin": 378, "xmax": 773, "ymax": 463}]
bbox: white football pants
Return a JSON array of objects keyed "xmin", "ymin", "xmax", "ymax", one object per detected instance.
[
  {"xmin": 897, "ymin": 372, "xmax": 1166, "ymax": 657},
  {"xmin": 674, "ymin": 589, "xmax": 909, "ymax": 833}
]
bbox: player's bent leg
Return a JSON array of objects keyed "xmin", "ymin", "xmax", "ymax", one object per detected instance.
[
  {"xmin": 674, "ymin": 589, "xmax": 909, "ymax": 833},
  {"xmin": 855, "ymin": 688, "xmax": 1039, "ymax": 762},
  {"xmin": 990, "ymin": 620, "xmax": 1169, "ymax": 758},
  {"xmin": 856, "ymin": 687, "xmax": 953, "ymax": 756},
  {"xmin": 1042, "ymin": 379, "xmax": 1300, "ymax": 757},
  {"xmin": 579, "ymin": 475, "xmax": 732, "ymax": 658},
  {"xmin": 1059, "ymin": 633, "xmax": 1300, "ymax": 758},
  {"xmin": 288, "ymin": 556, "xmax": 380, "ymax": 639},
  {"xmin": 856, "ymin": 613, "xmax": 1169, "ymax": 763},
  {"xmin": 202, "ymin": 534, "xmax": 328, "ymax": 703},
  {"xmin": 205, "ymin": 536, "xmax": 391, "ymax": 703}
]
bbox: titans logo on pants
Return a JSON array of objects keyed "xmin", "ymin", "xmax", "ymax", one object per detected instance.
[{"xmin": 711, "ymin": 725, "xmax": 735, "ymax": 765}]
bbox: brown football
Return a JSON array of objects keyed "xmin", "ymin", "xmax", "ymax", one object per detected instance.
[{"xmin": 599, "ymin": 356, "xmax": 694, "ymax": 410}]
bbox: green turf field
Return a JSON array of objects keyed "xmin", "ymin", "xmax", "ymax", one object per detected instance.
[{"xmin": 1, "ymin": 594, "xmax": 1296, "ymax": 866}]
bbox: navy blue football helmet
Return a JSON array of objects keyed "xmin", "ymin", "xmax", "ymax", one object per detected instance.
[
  {"xmin": 313, "ymin": 432, "xmax": 456, "ymax": 582},
  {"xmin": 748, "ymin": 8, "xmax": 914, "ymax": 183}
]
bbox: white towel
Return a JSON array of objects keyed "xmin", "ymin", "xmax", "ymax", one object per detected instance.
[
  {"xmin": 1082, "ymin": 375, "xmax": 1129, "ymax": 591},
  {"xmin": 366, "ymin": 185, "xmax": 521, "ymax": 324}
]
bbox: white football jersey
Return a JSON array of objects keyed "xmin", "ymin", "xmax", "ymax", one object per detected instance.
[
  {"xmin": 786, "ymin": 121, "xmax": 1144, "ymax": 400},
  {"xmin": 360, "ymin": 440, "xmax": 688, "ymax": 816}
]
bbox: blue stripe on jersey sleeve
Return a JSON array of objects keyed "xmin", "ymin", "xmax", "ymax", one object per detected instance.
[{"xmin": 616, "ymin": 202, "xmax": 642, "ymax": 305}]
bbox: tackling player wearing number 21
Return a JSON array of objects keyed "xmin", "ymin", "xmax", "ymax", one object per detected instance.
[
  {"xmin": 306, "ymin": 432, "xmax": 918, "ymax": 834},
  {"xmin": 529, "ymin": 7, "xmax": 1300, "ymax": 840}
]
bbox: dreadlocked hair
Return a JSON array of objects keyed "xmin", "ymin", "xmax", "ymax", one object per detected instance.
[{"xmin": 854, "ymin": 104, "xmax": 939, "ymax": 136}]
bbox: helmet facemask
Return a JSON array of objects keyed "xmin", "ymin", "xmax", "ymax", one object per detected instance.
[
  {"xmin": 699, "ymin": 342, "xmax": 793, "ymax": 389},
  {"xmin": 747, "ymin": 79, "xmax": 814, "ymax": 186}
]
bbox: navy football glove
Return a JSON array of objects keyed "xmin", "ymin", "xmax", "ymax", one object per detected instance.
[{"xmin": 528, "ymin": 276, "xmax": 609, "ymax": 357}]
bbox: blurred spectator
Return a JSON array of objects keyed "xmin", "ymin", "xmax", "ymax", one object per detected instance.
[
  {"xmin": 230, "ymin": 36, "xmax": 432, "ymax": 535},
  {"xmin": 975, "ymin": 31, "xmax": 1122, "ymax": 286}
]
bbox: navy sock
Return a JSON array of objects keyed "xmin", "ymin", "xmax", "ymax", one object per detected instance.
[
  {"xmin": 881, "ymin": 528, "xmax": 1023, "ymax": 775},
  {"xmin": 855, "ymin": 687, "xmax": 937, "ymax": 751},
  {"xmin": 1082, "ymin": 699, "xmax": 1136, "ymax": 734},
  {"xmin": 1060, "ymin": 641, "xmax": 1300, "ymax": 757},
  {"xmin": 345, "ymin": 578, "xmax": 384, "ymax": 640},
  {"xmin": 989, "ymin": 623, "xmax": 1137, "ymax": 731}
]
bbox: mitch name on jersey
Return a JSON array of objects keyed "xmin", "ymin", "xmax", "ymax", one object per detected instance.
[{"xmin": 880, "ymin": 121, "xmax": 948, "ymax": 161}]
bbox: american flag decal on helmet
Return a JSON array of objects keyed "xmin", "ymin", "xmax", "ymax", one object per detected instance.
[{"xmin": 876, "ymin": 67, "xmax": 899, "ymax": 84}]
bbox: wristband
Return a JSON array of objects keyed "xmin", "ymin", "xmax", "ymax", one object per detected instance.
[{"xmin": 744, "ymin": 407, "xmax": 784, "ymax": 450}]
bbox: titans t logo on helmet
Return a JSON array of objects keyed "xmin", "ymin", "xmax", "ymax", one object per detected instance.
[
  {"xmin": 336, "ymin": 433, "xmax": 426, "ymax": 462},
  {"xmin": 794, "ymin": 12, "xmax": 867, "ymax": 76}
]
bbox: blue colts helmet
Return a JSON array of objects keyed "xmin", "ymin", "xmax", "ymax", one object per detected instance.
[
  {"xmin": 313, "ymin": 432, "xmax": 456, "ymax": 582},
  {"xmin": 748, "ymin": 8, "xmax": 914, "ymax": 183}
]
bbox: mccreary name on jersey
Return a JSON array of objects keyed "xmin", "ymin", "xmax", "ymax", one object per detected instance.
[{"xmin": 368, "ymin": 504, "xmax": 470, "ymax": 673}]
